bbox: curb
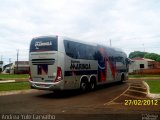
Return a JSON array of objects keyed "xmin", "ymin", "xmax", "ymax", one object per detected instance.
[
  {"xmin": 0, "ymin": 89, "xmax": 40, "ymax": 96},
  {"xmin": 0, "ymin": 79, "xmax": 28, "ymax": 83},
  {"xmin": 0, "ymin": 80, "xmax": 15, "ymax": 83},
  {"xmin": 143, "ymin": 81, "xmax": 160, "ymax": 99}
]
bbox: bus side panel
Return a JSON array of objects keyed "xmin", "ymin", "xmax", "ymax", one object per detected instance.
[
  {"xmin": 115, "ymin": 56, "xmax": 128, "ymax": 81},
  {"xmin": 63, "ymin": 56, "xmax": 98, "ymax": 90},
  {"xmin": 63, "ymin": 56, "xmax": 80, "ymax": 90},
  {"xmin": 56, "ymin": 51, "xmax": 65, "ymax": 90},
  {"xmin": 97, "ymin": 46, "xmax": 128, "ymax": 84}
]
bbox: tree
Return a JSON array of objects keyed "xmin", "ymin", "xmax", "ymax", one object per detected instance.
[
  {"xmin": 144, "ymin": 53, "xmax": 159, "ymax": 61},
  {"xmin": 129, "ymin": 51, "xmax": 147, "ymax": 58},
  {"xmin": 129, "ymin": 51, "xmax": 160, "ymax": 62},
  {"xmin": 156, "ymin": 57, "xmax": 160, "ymax": 62},
  {"xmin": 144, "ymin": 53, "xmax": 150, "ymax": 59}
]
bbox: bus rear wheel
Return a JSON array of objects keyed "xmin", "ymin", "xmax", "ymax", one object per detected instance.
[
  {"xmin": 90, "ymin": 81, "xmax": 96, "ymax": 91},
  {"xmin": 80, "ymin": 81, "xmax": 88, "ymax": 92}
]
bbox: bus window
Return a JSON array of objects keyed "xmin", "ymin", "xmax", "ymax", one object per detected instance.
[
  {"xmin": 64, "ymin": 40, "xmax": 79, "ymax": 59},
  {"xmin": 77, "ymin": 43, "xmax": 87, "ymax": 59},
  {"xmin": 64, "ymin": 40, "xmax": 96, "ymax": 60},
  {"xmin": 30, "ymin": 37, "xmax": 57, "ymax": 52}
]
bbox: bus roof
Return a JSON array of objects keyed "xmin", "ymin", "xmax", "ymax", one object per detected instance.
[{"xmin": 31, "ymin": 35, "xmax": 126, "ymax": 56}]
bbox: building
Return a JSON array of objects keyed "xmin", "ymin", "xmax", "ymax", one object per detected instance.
[
  {"xmin": 2, "ymin": 61, "xmax": 29, "ymax": 74},
  {"xmin": 129, "ymin": 58, "xmax": 154, "ymax": 73},
  {"xmin": 148, "ymin": 61, "xmax": 160, "ymax": 69}
]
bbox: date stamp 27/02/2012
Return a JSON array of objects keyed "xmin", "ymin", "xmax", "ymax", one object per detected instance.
[{"xmin": 124, "ymin": 99, "xmax": 159, "ymax": 106}]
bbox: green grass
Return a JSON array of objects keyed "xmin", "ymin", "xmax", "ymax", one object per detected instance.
[
  {"xmin": 0, "ymin": 82, "xmax": 30, "ymax": 91},
  {"xmin": 129, "ymin": 74, "xmax": 160, "ymax": 78},
  {"xmin": 145, "ymin": 80, "xmax": 160, "ymax": 94},
  {"xmin": 0, "ymin": 74, "xmax": 28, "ymax": 79}
]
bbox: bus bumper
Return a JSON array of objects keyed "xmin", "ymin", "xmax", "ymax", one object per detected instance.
[{"xmin": 29, "ymin": 80, "xmax": 64, "ymax": 90}]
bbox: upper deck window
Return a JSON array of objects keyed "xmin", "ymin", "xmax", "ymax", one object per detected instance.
[
  {"xmin": 64, "ymin": 40, "xmax": 96, "ymax": 60},
  {"xmin": 30, "ymin": 37, "xmax": 57, "ymax": 52}
]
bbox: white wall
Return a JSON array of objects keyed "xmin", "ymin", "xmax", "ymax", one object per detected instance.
[{"xmin": 129, "ymin": 60, "xmax": 148, "ymax": 73}]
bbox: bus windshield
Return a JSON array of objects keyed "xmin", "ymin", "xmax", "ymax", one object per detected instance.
[{"xmin": 30, "ymin": 37, "xmax": 57, "ymax": 52}]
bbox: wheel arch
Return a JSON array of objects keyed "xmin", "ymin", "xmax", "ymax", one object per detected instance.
[
  {"xmin": 89, "ymin": 75, "xmax": 97, "ymax": 84},
  {"xmin": 80, "ymin": 75, "xmax": 89, "ymax": 84},
  {"xmin": 120, "ymin": 72, "xmax": 125, "ymax": 81}
]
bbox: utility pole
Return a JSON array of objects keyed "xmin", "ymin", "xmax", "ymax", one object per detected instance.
[
  {"xmin": 110, "ymin": 39, "xmax": 112, "ymax": 47},
  {"xmin": 142, "ymin": 44, "xmax": 145, "ymax": 52},
  {"xmin": 17, "ymin": 49, "xmax": 19, "ymax": 74},
  {"xmin": 9, "ymin": 58, "xmax": 11, "ymax": 63}
]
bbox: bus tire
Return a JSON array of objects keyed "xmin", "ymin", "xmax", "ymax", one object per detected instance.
[
  {"xmin": 80, "ymin": 80, "xmax": 89, "ymax": 92},
  {"xmin": 30, "ymin": 86, "xmax": 34, "ymax": 89},
  {"xmin": 89, "ymin": 80, "xmax": 96, "ymax": 91},
  {"xmin": 121, "ymin": 74, "xmax": 125, "ymax": 83}
]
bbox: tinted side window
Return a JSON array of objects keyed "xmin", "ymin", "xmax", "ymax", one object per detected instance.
[
  {"xmin": 115, "ymin": 56, "xmax": 125, "ymax": 64},
  {"xmin": 77, "ymin": 43, "xmax": 87, "ymax": 59},
  {"xmin": 86, "ymin": 46, "xmax": 96, "ymax": 60},
  {"xmin": 64, "ymin": 40, "xmax": 96, "ymax": 60},
  {"xmin": 64, "ymin": 40, "xmax": 78, "ymax": 59}
]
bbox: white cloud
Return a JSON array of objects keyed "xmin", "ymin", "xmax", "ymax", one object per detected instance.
[{"xmin": 0, "ymin": 0, "xmax": 160, "ymax": 64}]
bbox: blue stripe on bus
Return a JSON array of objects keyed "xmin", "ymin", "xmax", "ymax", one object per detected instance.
[
  {"xmin": 64, "ymin": 70, "xmax": 97, "ymax": 76},
  {"xmin": 64, "ymin": 69, "xmax": 127, "ymax": 76},
  {"xmin": 117, "ymin": 69, "xmax": 128, "ymax": 73}
]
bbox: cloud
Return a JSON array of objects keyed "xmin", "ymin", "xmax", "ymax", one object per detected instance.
[{"xmin": 0, "ymin": 0, "xmax": 160, "ymax": 64}]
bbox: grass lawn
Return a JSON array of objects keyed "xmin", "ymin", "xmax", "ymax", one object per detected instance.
[
  {"xmin": 0, "ymin": 74, "xmax": 28, "ymax": 79},
  {"xmin": 129, "ymin": 74, "xmax": 160, "ymax": 78},
  {"xmin": 0, "ymin": 82, "xmax": 30, "ymax": 91},
  {"xmin": 145, "ymin": 80, "xmax": 160, "ymax": 94}
]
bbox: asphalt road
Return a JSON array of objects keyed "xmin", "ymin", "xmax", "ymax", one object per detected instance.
[{"xmin": 0, "ymin": 80, "xmax": 159, "ymax": 120}]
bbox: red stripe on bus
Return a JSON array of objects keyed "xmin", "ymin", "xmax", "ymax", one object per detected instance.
[{"xmin": 105, "ymin": 52, "xmax": 117, "ymax": 79}]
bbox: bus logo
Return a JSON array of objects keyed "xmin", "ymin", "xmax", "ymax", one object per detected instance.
[{"xmin": 35, "ymin": 41, "xmax": 52, "ymax": 49}]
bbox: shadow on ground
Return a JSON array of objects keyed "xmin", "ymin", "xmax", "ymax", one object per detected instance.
[{"xmin": 35, "ymin": 81, "xmax": 126, "ymax": 99}]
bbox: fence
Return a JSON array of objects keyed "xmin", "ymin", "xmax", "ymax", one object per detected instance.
[{"xmin": 130, "ymin": 68, "xmax": 160, "ymax": 74}]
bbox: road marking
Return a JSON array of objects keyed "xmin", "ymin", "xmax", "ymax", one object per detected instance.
[
  {"xmin": 127, "ymin": 89, "xmax": 147, "ymax": 95},
  {"xmin": 104, "ymin": 83, "xmax": 130, "ymax": 105},
  {"xmin": 130, "ymin": 86, "xmax": 147, "ymax": 89},
  {"xmin": 123, "ymin": 94, "xmax": 146, "ymax": 100}
]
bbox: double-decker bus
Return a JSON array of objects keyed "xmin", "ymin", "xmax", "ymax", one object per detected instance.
[{"xmin": 29, "ymin": 35, "xmax": 129, "ymax": 91}]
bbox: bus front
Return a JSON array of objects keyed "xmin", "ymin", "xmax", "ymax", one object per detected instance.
[{"xmin": 29, "ymin": 36, "xmax": 64, "ymax": 90}]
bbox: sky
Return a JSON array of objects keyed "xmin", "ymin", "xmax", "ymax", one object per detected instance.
[{"xmin": 0, "ymin": 0, "xmax": 160, "ymax": 65}]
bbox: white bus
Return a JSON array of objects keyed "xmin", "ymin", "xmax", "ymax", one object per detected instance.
[{"xmin": 29, "ymin": 35, "xmax": 129, "ymax": 91}]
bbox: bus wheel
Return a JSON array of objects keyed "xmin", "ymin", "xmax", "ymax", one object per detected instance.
[
  {"xmin": 121, "ymin": 74, "xmax": 125, "ymax": 83},
  {"xmin": 90, "ymin": 81, "xmax": 96, "ymax": 91},
  {"xmin": 80, "ymin": 81, "xmax": 88, "ymax": 92}
]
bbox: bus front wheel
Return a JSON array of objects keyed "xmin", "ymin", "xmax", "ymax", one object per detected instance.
[{"xmin": 120, "ymin": 74, "xmax": 125, "ymax": 83}]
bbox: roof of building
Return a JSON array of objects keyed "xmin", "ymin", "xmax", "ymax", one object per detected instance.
[
  {"xmin": 143, "ymin": 58, "xmax": 155, "ymax": 62},
  {"xmin": 131, "ymin": 58, "xmax": 144, "ymax": 61},
  {"xmin": 131, "ymin": 57, "xmax": 155, "ymax": 61}
]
